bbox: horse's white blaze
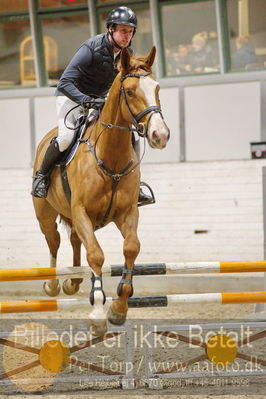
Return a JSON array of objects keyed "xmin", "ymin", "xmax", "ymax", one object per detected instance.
[
  {"xmin": 139, "ymin": 76, "xmax": 169, "ymax": 148},
  {"xmin": 149, "ymin": 113, "xmax": 169, "ymax": 142},
  {"xmin": 139, "ymin": 76, "xmax": 158, "ymax": 106}
]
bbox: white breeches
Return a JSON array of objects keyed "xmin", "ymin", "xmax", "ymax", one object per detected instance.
[{"xmin": 56, "ymin": 96, "xmax": 82, "ymax": 152}]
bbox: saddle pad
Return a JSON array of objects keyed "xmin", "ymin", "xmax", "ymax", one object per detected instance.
[{"xmin": 57, "ymin": 119, "xmax": 87, "ymax": 167}]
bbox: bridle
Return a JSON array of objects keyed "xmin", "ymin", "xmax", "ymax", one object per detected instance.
[
  {"xmin": 79, "ymin": 71, "xmax": 162, "ymax": 228},
  {"xmin": 120, "ymin": 71, "xmax": 162, "ymax": 136},
  {"xmin": 101, "ymin": 71, "xmax": 162, "ymax": 137},
  {"xmin": 85, "ymin": 71, "xmax": 163, "ymax": 181}
]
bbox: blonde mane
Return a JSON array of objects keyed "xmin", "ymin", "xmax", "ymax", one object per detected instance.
[{"xmin": 118, "ymin": 54, "xmax": 152, "ymax": 73}]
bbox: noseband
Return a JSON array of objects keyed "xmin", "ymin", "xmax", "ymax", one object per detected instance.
[
  {"xmin": 119, "ymin": 72, "xmax": 162, "ymax": 137},
  {"xmin": 101, "ymin": 71, "xmax": 162, "ymax": 137}
]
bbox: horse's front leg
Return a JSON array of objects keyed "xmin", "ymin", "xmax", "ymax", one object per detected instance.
[
  {"xmin": 72, "ymin": 205, "xmax": 106, "ymax": 336},
  {"xmin": 108, "ymin": 205, "xmax": 140, "ymax": 325}
]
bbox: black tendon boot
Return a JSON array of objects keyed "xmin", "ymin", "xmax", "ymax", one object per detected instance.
[
  {"xmin": 31, "ymin": 139, "xmax": 62, "ymax": 198},
  {"xmin": 132, "ymin": 136, "xmax": 155, "ymax": 206}
]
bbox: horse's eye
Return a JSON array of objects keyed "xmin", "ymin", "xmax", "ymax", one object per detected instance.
[{"xmin": 127, "ymin": 90, "xmax": 134, "ymax": 97}]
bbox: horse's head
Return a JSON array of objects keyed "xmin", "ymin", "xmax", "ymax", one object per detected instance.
[{"xmin": 119, "ymin": 46, "xmax": 170, "ymax": 149}]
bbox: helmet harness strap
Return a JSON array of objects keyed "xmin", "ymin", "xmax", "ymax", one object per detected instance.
[{"xmin": 108, "ymin": 29, "xmax": 123, "ymax": 51}]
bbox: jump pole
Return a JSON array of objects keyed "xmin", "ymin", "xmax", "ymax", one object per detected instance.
[
  {"xmin": 1, "ymin": 291, "xmax": 266, "ymax": 313},
  {"xmin": 109, "ymin": 261, "xmax": 266, "ymax": 275},
  {"xmin": 1, "ymin": 261, "xmax": 266, "ymax": 282}
]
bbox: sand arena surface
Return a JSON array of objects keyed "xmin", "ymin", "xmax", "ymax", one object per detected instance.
[
  {"xmin": 0, "ymin": 298, "xmax": 265, "ymax": 397},
  {"xmin": 1, "ymin": 161, "xmax": 266, "ymax": 397}
]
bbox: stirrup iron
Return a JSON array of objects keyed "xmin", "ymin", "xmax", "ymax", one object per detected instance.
[{"xmin": 138, "ymin": 181, "xmax": 156, "ymax": 207}]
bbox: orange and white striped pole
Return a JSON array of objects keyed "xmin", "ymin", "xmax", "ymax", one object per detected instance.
[
  {"xmin": 1, "ymin": 261, "xmax": 266, "ymax": 282},
  {"xmin": 0, "ymin": 267, "xmax": 90, "ymax": 282},
  {"xmin": 1, "ymin": 292, "xmax": 266, "ymax": 313}
]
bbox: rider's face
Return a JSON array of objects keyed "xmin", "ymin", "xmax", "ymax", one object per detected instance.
[{"xmin": 111, "ymin": 24, "xmax": 134, "ymax": 49}]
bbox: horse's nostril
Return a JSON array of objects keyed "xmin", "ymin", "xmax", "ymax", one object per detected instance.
[{"xmin": 152, "ymin": 131, "xmax": 160, "ymax": 144}]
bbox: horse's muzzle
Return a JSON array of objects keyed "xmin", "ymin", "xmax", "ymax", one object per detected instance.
[
  {"xmin": 147, "ymin": 112, "xmax": 170, "ymax": 149},
  {"xmin": 149, "ymin": 126, "xmax": 170, "ymax": 149}
]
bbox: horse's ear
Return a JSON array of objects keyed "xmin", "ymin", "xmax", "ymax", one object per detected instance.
[
  {"xmin": 145, "ymin": 46, "xmax": 156, "ymax": 67},
  {"xmin": 120, "ymin": 48, "xmax": 131, "ymax": 74}
]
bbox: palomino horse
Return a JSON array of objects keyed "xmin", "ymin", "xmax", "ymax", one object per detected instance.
[{"xmin": 32, "ymin": 46, "xmax": 169, "ymax": 335}]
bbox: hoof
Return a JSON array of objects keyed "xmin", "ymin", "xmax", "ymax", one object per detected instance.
[
  {"xmin": 107, "ymin": 306, "xmax": 127, "ymax": 326},
  {"xmin": 88, "ymin": 320, "xmax": 108, "ymax": 336},
  {"xmin": 43, "ymin": 280, "xmax": 61, "ymax": 297},
  {"xmin": 62, "ymin": 279, "xmax": 80, "ymax": 295}
]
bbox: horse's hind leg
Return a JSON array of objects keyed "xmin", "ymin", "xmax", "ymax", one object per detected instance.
[
  {"xmin": 108, "ymin": 207, "xmax": 140, "ymax": 325},
  {"xmin": 62, "ymin": 228, "xmax": 83, "ymax": 295},
  {"xmin": 33, "ymin": 198, "xmax": 61, "ymax": 296}
]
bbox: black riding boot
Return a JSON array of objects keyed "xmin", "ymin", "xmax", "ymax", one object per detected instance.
[
  {"xmin": 31, "ymin": 139, "xmax": 62, "ymax": 198},
  {"xmin": 132, "ymin": 136, "xmax": 155, "ymax": 206}
]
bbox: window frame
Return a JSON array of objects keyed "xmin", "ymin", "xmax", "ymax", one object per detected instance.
[
  {"xmin": 1, "ymin": 0, "xmax": 266, "ymax": 90},
  {"xmin": 220, "ymin": 0, "xmax": 231, "ymax": 71},
  {"xmin": 0, "ymin": 1, "xmax": 90, "ymax": 88},
  {"xmin": 36, "ymin": 2, "xmax": 89, "ymax": 86},
  {"xmin": 222, "ymin": 0, "xmax": 266, "ymax": 73},
  {"xmin": 39, "ymin": 8, "xmax": 90, "ymax": 85},
  {"xmin": 0, "ymin": 10, "xmax": 32, "ymax": 88},
  {"xmin": 159, "ymin": 0, "xmax": 221, "ymax": 78}
]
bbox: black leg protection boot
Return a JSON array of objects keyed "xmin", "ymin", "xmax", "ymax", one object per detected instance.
[
  {"xmin": 132, "ymin": 136, "xmax": 155, "ymax": 206},
  {"xmin": 31, "ymin": 139, "xmax": 62, "ymax": 198}
]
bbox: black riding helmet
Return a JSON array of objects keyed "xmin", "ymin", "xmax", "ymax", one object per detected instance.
[
  {"xmin": 106, "ymin": 6, "xmax": 137, "ymax": 50},
  {"xmin": 106, "ymin": 6, "xmax": 137, "ymax": 31}
]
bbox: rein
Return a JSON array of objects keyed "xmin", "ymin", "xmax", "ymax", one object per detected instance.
[
  {"xmin": 87, "ymin": 71, "xmax": 160, "ymax": 181},
  {"xmin": 84, "ymin": 138, "xmax": 134, "ymax": 181},
  {"xmin": 81, "ymin": 71, "xmax": 160, "ymax": 228}
]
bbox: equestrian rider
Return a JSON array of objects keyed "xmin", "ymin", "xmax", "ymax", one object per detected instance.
[{"xmin": 31, "ymin": 6, "xmax": 153, "ymax": 206}]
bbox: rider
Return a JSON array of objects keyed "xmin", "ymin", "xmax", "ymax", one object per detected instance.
[{"xmin": 31, "ymin": 6, "xmax": 153, "ymax": 206}]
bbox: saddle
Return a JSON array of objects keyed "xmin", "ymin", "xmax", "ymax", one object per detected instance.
[
  {"xmin": 58, "ymin": 110, "xmax": 99, "ymax": 204},
  {"xmin": 58, "ymin": 110, "xmax": 156, "ymax": 208},
  {"xmin": 59, "ymin": 109, "xmax": 99, "ymax": 167}
]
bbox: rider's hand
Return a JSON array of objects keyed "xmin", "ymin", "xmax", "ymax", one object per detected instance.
[
  {"xmin": 82, "ymin": 100, "xmax": 91, "ymax": 109},
  {"xmin": 83, "ymin": 97, "xmax": 105, "ymax": 110},
  {"xmin": 91, "ymin": 97, "xmax": 105, "ymax": 110}
]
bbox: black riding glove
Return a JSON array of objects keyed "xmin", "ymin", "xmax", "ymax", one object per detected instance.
[
  {"xmin": 92, "ymin": 97, "xmax": 105, "ymax": 109},
  {"xmin": 83, "ymin": 97, "xmax": 105, "ymax": 110}
]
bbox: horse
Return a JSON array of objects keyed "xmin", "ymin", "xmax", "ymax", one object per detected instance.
[{"xmin": 32, "ymin": 46, "xmax": 170, "ymax": 336}]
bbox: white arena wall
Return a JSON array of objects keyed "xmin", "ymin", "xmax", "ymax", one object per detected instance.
[
  {"xmin": 0, "ymin": 160, "xmax": 266, "ymax": 298},
  {"xmin": 0, "ymin": 80, "xmax": 263, "ymax": 168},
  {"xmin": 1, "ymin": 159, "xmax": 266, "ymax": 296},
  {"xmin": 1, "ymin": 159, "xmax": 266, "ymax": 265}
]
